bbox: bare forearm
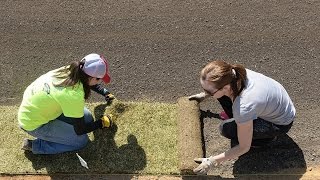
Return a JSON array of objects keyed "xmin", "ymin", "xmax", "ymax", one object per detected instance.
[
  {"xmin": 192, "ymin": 121, "xmax": 252, "ymax": 175},
  {"xmin": 213, "ymin": 145, "xmax": 250, "ymax": 164}
]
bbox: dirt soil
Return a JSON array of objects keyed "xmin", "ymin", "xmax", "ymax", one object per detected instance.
[{"xmin": 1, "ymin": 0, "xmax": 320, "ymax": 179}]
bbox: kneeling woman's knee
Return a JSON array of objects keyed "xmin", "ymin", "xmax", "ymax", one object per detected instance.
[
  {"xmin": 83, "ymin": 108, "xmax": 94, "ymax": 123},
  {"xmin": 74, "ymin": 135, "xmax": 90, "ymax": 149},
  {"xmin": 219, "ymin": 120, "xmax": 238, "ymax": 139}
]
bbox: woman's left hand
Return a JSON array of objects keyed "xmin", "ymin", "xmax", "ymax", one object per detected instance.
[{"xmin": 193, "ymin": 156, "xmax": 217, "ymax": 175}]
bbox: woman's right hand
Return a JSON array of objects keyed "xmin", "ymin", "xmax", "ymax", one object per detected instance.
[{"xmin": 188, "ymin": 92, "xmax": 208, "ymax": 102}]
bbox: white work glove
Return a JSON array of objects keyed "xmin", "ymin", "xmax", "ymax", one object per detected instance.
[
  {"xmin": 193, "ymin": 156, "xmax": 217, "ymax": 175},
  {"xmin": 188, "ymin": 92, "xmax": 209, "ymax": 102}
]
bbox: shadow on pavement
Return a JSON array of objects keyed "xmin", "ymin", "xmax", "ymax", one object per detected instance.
[
  {"xmin": 200, "ymin": 109, "xmax": 222, "ymax": 120},
  {"xmin": 24, "ymin": 103, "xmax": 146, "ymax": 176},
  {"xmin": 200, "ymin": 110, "xmax": 306, "ymax": 179},
  {"xmin": 233, "ymin": 134, "xmax": 306, "ymax": 179}
]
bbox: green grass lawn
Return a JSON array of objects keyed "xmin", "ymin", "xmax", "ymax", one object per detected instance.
[{"xmin": 0, "ymin": 100, "xmax": 179, "ymax": 175}]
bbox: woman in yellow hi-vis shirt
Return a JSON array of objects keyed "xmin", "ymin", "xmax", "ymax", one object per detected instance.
[{"xmin": 18, "ymin": 53, "xmax": 114, "ymax": 154}]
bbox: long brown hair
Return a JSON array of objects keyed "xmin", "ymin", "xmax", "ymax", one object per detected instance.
[
  {"xmin": 200, "ymin": 60, "xmax": 247, "ymax": 97},
  {"xmin": 54, "ymin": 60, "xmax": 91, "ymax": 99}
]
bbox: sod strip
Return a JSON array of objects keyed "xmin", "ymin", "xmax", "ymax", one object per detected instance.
[{"xmin": 177, "ymin": 97, "xmax": 203, "ymax": 174}]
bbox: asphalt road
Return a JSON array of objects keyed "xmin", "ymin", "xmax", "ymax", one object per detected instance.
[{"xmin": 1, "ymin": 0, "xmax": 319, "ymax": 178}]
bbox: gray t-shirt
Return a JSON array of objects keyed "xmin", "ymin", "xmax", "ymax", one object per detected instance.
[{"xmin": 233, "ymin": 69, "xmax": 296, "ymax": 125}]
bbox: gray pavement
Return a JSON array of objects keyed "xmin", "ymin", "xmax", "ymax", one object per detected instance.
[{"xmin": 0, "ymin": 0, "xmax": 319, "ymax": 178}]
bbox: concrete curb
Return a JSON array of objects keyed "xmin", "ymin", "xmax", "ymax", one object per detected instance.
[
  {"xmin": 177, "ymin": 97, "xmax": 203, "ymax": 174},
  {"xmin": 3, "ymin": 167, "xmax": 320, "ymax": 180}
]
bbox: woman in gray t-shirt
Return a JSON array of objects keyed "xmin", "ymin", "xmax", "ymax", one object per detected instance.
[{"xmin": 189, "ymin": 60, "xmax": 296, "ymax": 175}]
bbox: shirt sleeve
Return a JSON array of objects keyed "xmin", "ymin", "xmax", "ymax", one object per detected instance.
[
  {"xmin": 90, "ymin": 84, "xmax": 110, "ymax": 96},
  {"xmin": 233, "ymin": 98, "xmax": 258, "ymax": 124}
]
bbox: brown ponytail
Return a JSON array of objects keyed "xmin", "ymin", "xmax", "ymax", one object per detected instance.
[
  {"xmin": 230, "ymin": 64, "xmax": 247, "ymax": 97},
  {"xmin": 54, "ymin": 60, "xmax": 91, "ymax": 99}
]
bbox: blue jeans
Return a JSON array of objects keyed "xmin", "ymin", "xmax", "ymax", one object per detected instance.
[{"xmin": 24, "ymin": 108, "xmax": 94, "ymax": 154}]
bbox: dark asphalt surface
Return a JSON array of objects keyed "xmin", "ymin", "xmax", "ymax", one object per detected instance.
[{"xmin": 1, "ymin": 0, "xmax": 319, "ymax": 178}]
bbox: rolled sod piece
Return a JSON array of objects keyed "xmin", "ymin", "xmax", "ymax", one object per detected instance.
[{"xmin": 177, "ymin": 97, "xmax": 204, "ymax": 174}]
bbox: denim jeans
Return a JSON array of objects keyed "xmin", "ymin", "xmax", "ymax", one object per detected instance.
[
  {"xmin": 219, "ymin": 118, "xmax": 293, "ymax": 139},
  {"xmin": 24, "ymin": 107, "xmax": 94, "ymax": 154}
]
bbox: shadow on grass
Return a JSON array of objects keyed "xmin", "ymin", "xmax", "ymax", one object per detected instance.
[
  {"xmin": 24, "ymin": 103, "xmax": 146, "ymax": 175},
  {"xmin": 200, "ymin": 109, "xmax": 306, "ymax": 179}
]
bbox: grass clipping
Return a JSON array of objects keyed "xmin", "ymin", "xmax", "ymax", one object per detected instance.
[{"xmin": 0, "ymin": 100, "xmax": 179, "ymax": 175}]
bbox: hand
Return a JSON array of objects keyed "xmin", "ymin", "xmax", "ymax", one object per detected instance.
[
  {"xmin": 105, "ymin": 93, "xmax": 115, "ymax": 103},
  {"xmin": 193, "ymin": 156, "xmax": 217, "ymax": 175},
  {"xmin": 101, "ymin": 114, "xmax": 113, "ymax": 128},
  {"xmin": 188, "ymin": 92, "xmax": 208, "ymax": 102}
]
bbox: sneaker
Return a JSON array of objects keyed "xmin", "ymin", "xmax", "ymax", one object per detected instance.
[
  {"xmin": 219, "ymin": 111, "xmax": 230, "ymax": 120},
  {"xmin": 21, "ymin": 138, "xmax": 33, "ymax": 151}
]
